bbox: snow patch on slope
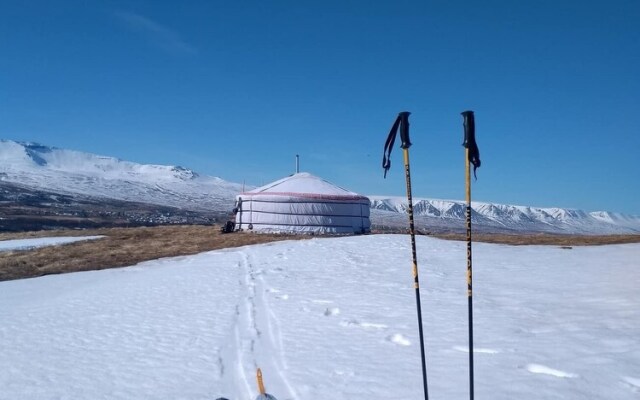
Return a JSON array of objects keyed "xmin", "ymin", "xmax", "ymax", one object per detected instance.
[{"xmin": 0, "ymin": 236, "xmax": 104, "ymax": 252}]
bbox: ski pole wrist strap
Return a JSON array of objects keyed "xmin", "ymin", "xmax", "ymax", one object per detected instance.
[{"xmin": 382, "ymin": 111, "xmax": 411, "ymax": 178}]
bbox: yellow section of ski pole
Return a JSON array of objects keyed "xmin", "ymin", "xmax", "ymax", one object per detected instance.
[
  {"xmin": 257, "ymin": 368, "xmax": 266, "ymax": 395},
  {"xmin": 465, "ymin": 148, "xmax": 471, "ymax": 204}
]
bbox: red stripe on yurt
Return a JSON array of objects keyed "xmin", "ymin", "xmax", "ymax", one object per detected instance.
[{"xmin": 239, "ymin": 191, "xmax": 368, "ymax": 201}]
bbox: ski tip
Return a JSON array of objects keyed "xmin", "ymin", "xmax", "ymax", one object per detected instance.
[{"xmin": 256, "ymin": 368, "xmax": 266, "ymax": 395}]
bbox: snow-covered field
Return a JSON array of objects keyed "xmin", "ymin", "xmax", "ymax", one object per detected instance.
[
  {"xmin": 1, "ymin": 235, "xmax": 639, "ymax": 400},
  {"xmin": 0, "ymin": 236, "xmax": 103, "ymax": 252}
]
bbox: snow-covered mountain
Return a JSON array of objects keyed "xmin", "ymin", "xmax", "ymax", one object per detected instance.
[
  {"xmin": 2, "ymin": 140, "xmax": 639, "ymax": 234},
  {"xmin": 0, "ymin": 140, "xmax": 244, "ymax": 213},
  {"xmin": 369, "ymin": 196, "xmax": 640, "ymax": 234}
]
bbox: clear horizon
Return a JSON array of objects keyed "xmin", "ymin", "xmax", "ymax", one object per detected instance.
[{"xmin": 2, "ymin": 1, "xmax": 638, "ymax": 214}]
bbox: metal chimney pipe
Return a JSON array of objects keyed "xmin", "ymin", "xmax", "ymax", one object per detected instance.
[{"xmin": 296, "ymin": 154, "xmax": 300, "ymax": 173}]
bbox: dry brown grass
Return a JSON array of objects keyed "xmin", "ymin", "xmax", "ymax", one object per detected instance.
[
  {"xmin": 2, "ymin": 225, "xmax": 638, "ymax": 282},
  {"xmin": 0, "ymin": 225, "xmax": 306, "ymax": 281}
]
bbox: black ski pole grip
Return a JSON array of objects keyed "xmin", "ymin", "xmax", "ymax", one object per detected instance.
[
  {"xmin": 461, "ymin": 110, "xmax": 475, "ymax": 148},
  {"xmin": 399, "ymin": 111, "xmax": 411, "ymax": 149}
]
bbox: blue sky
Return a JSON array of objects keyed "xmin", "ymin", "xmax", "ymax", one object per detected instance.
[{"xmin": 2, "ymin": 0, "xmax": 639, "ymax": 214}]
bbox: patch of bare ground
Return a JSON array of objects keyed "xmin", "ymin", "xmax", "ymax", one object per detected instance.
[
  {"xmin": 2, "ymin": 226, "xmax": 638, "ymax": 282},
  {"xmin": 0, "ymin": 225, "xmax": 306, "ymax": 282}
]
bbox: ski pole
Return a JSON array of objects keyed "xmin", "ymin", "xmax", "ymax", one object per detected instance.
[
  {"xmin": 461, "ymin": 110, "xmax": 480, "ymax": 400},
  {"xmin": 382, "ymin": 111, "xmax": 429, "ymax": 400}
]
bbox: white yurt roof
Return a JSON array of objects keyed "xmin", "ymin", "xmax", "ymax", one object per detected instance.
[
  {"xmin": 242, "ymin": 172, "xmax": 368, "ymax": 201},
  {"xmin": 234, "ymin": 172, "xmax": 370, "ymax": 234}
]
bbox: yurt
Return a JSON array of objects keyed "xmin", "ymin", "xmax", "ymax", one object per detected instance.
[{"xmin": 234, "ymin": 172, "xmax": 370, "ymax": 234}]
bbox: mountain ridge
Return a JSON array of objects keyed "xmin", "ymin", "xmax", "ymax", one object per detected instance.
[
  {"xmin": 368, "ymin": 196, "xmax": 640, "ymax": 234},
  {"xmin": 2, "ymin": 140, "xmax": 638, "ymax": 234},
  {"xmin": 0, "ymin": 140, "xmax": 243, "ymax": 213}
]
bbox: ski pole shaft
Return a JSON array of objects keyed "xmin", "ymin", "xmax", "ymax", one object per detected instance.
[
  {"xmin": 398, "ymin": 112, "xmax": 429, "ymax": 400},
  {"xmin": 465, "ymin": 147, "xmax": 475, "ymax": 400},
  {"xmin": 462, "ymin": 110, "xmax": 476, "ymax": 400}
]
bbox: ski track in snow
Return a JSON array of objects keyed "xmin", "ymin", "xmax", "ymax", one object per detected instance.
[{"xmin": 218, "ymin": 252, "xmax": 297, "ymax": 400}]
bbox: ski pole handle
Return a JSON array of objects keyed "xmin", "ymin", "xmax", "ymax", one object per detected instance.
[
  {"xmin": 399, "ymin": 111, "xmax": 412, "ymax": 149},
  {"xmin": 461, "ymin": 110, "xmax": 475, "ymax": 147}
]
